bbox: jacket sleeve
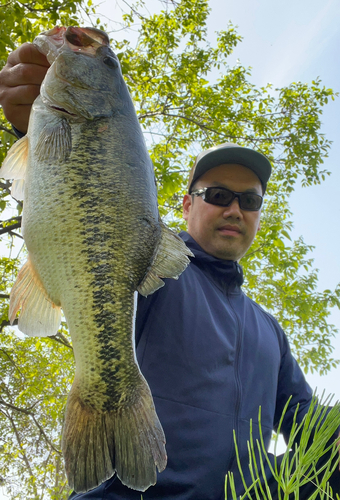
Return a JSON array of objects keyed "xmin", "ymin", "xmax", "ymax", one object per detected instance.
[
  {"xmin": 273, "ymin": 328, "xmax": 314, "ymax": 442},
  {"xmin": 274, "ymin": 327, "xmax": 340, "ymax": 448},
  {"xmin": 135, "ymin": 292, "xmax": 157, "ymax": 347},
  {"xmin": 12, "ymin": 125, "xmax": 25, "ymax": 139},
  {"xmin": 273, "ymin": 327, "xmax": 340, "ymax": 493}
]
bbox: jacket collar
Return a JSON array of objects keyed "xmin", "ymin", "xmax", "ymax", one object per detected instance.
[{"xmin": 179, "ymin": 231, "xmax": 244, "ymax": 291}]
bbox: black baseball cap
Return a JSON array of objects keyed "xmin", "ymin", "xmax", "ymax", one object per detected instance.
[{"xmin": 188, "ymin": 142, "xmax": 272, "ymax": 193}]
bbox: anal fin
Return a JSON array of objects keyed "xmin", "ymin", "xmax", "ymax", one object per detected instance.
[
  {"xmin": 9, "ymin": 257, "xmax": 61, "ymax": 337},
  {"xmin": 137, "ymin": 223, "xmax": 193, "ymax": 297}
]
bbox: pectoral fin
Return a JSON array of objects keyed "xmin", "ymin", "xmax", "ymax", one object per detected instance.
[
  {"xmin": 9, "ymin": 257, "xmax": 61, "ymax": 337},
  {"xmin": 137, "ymin": 223, "xmax": 193, "ymax": 297},
  {"xmin": 35, "ymin": 118, "xmax": 72, "ymax": 162}
]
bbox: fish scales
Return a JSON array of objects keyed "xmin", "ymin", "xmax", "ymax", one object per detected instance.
[
  {"xmin": 25, "ymin": 112, "xmax": 159, "ymax": 404},
  {"xmin": 0, "ymin": 26, "xmax": 193, "ymax": 493}
]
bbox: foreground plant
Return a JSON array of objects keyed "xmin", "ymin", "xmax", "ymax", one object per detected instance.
[{"xmin": 226, "ymin": 395, "xmax": 340, "ymax": 499}]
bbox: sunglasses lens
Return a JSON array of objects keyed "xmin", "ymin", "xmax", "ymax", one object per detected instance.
[
  {"xmin": 203, "ymin": 187, "xmax": 262, "ymax": 210},
  {"xmin": 204, "ymin": 187, "xmax": 234, "ymax": 206},
  {"xmin": 239, "ymin": 193, "xmax": 263, "ymax": 211}
]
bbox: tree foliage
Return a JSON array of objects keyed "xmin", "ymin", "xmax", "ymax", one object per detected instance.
[{"xmin": 0, "ymin": 0, "xmax": 339, "ymax": 497}]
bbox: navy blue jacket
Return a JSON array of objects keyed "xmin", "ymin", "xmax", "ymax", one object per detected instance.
[{"xmin": 71, "ymin": 232, "xmax": 315, "ymax": 500}]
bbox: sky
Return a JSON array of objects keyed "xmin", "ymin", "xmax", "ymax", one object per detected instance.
[{"xmin": 1, "ymin": 0, "xmax": 340, "ymax": 497}]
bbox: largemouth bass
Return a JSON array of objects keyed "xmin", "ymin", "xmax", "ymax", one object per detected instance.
[{"xmin": 0, "ymin": 26, "xmax": 193, "ymax": 493}]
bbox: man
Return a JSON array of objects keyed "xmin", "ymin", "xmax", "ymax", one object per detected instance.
[{"xmin": 0, "ymin": 44, "xmax": 339, "ymax": 500}]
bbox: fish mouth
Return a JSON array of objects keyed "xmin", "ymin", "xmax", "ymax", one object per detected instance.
[
  {"xmin": 34, "ymin": 26, "xmax": 110, "ymax": 64},
  {"xmin": 65, "ymin": 26, "xmax": 110, "ymax": 50}
]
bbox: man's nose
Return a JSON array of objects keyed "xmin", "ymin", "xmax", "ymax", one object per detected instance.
[{"xmin": 222, "ymin": 197, "xmax": 243, "ymax": 218}]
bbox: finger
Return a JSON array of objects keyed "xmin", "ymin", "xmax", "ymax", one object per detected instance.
[
  {"xmin": 6, "ymin": 43, "xmax": 50, "ymax": 68},
  {"xmin": 0, "ymin": 62, "xmax": 48, "ymax": 88},
  {"xmin": 0, "ymin": 85, "xmax": 41, "ymax": 133},
  {"xmin": 5, "ymin": 105, "xmax": 32, "ymax": 135},
  {"xmin": 3, "ymin": 84, "xmax": 41, "ymax": 105}
]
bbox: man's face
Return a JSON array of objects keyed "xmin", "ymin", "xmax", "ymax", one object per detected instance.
[{"xmin": 183, "ymin": 163, "xmax": 262, "ymax": 261}]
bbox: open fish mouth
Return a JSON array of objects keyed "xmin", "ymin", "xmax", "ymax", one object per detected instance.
[
  {"xmin": 65, "ymin": 26, "xmax": 110, "ymax": 49},
  {"xmin": 34, "ymin": 26, "xmax": 111, "ymax": 64},
  {"xmin": 35, "ymin": 26, "xmax": 115, "ymax": 118}
]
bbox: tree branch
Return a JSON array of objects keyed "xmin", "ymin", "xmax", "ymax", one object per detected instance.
[
  {"xmin": 0, "ymin": 398, "xmax": 61, "ymax": 454},
  {"xmin": 120, "ymin": 0, "xmax": 148, "ymax": 20},
  {"xmin": 32, "ymin": 415, "xmax": 61, "ymax": 454},
  {"xmin": 245, "ymin": 243, "xmax": 267, "ymax": 258},
  {"xmin": 0, "ymin": 348, "xmax": 24, "ymax": 378},
  {"xmin": 0, "ymin": 221, "xmax": 21, "ymax": 236},
  {"xmin": 6, "ymin": 412, "xmax": 39, "ymax": 497},
  {"xmin": 0, "ymin": 181, "xmax": 13, "ymax": 197},
  {"xmin": 49, "ymin": 331, "xmax": 73, "ymax": 350},
  {"xmin": 0, "ymin": 124, "xmax": 16, "ymax": 136},
  {"xmin": 8, "ymin": 231, "xmax": 23, "ymax": 239},
  {"xmin": 0, "ymin": 317, "xmax": 73, "ymax": 353},
  {"xmin": 0, "ymin": 318, "xmax": 17, "ymax": 333},
  {"xmin": 17, "ymin": 1, "xmax": 50, "ymax": 12},
  {"xmin": 1, "ymin": 215, "xmax": 22, "ymax": 226}
]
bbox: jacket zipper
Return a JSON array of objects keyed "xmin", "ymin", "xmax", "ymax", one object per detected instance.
[{"xmin": 227, "ymin": 262, "xmax": 243, "ymax": 472}]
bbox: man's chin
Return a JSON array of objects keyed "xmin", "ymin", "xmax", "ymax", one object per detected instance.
[
  {"xmin": 207, "ymin": 244, "xmax": 243, "ymax": 261},
  {"xmin": 209, "ymin": 236, "xmax": 245, "ymax": 261}
]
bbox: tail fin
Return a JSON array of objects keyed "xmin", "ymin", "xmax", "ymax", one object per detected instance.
[{"xmin": 62, "ymin": 380, "xmax": 167, "ymax": 493}]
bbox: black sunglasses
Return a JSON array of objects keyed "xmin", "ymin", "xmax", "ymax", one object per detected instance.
[{"xmin": 190, "ymin": 186, "xmax": 263, "ymax": 211}]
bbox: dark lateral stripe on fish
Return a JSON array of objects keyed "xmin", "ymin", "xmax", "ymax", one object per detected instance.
[{"xmin": 66, "ymin": 159, "xmax": 144, "ymax": 412}]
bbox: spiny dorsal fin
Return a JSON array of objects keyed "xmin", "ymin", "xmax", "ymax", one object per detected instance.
[{"xmin": 137, "ymin": 224, "xmax": 193, "ymax": 297}]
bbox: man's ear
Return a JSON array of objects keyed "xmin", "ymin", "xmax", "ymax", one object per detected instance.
[
  {"xmin": 182, "ymin": 194, "xmax": 192, "ymax": 221},
  {"xmin": 257, "ymin": 222, "xmax": 261, "ymax": 233}
]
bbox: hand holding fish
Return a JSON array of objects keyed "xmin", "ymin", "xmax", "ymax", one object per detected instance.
[{"xmin": 0, "ymin": 43, "xmax": 49, "ymax": 133}]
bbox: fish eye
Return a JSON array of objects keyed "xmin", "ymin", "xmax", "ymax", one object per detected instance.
[{"xmin": 103, "ymin": 56, "xmax": 118, "ymax": 69}]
